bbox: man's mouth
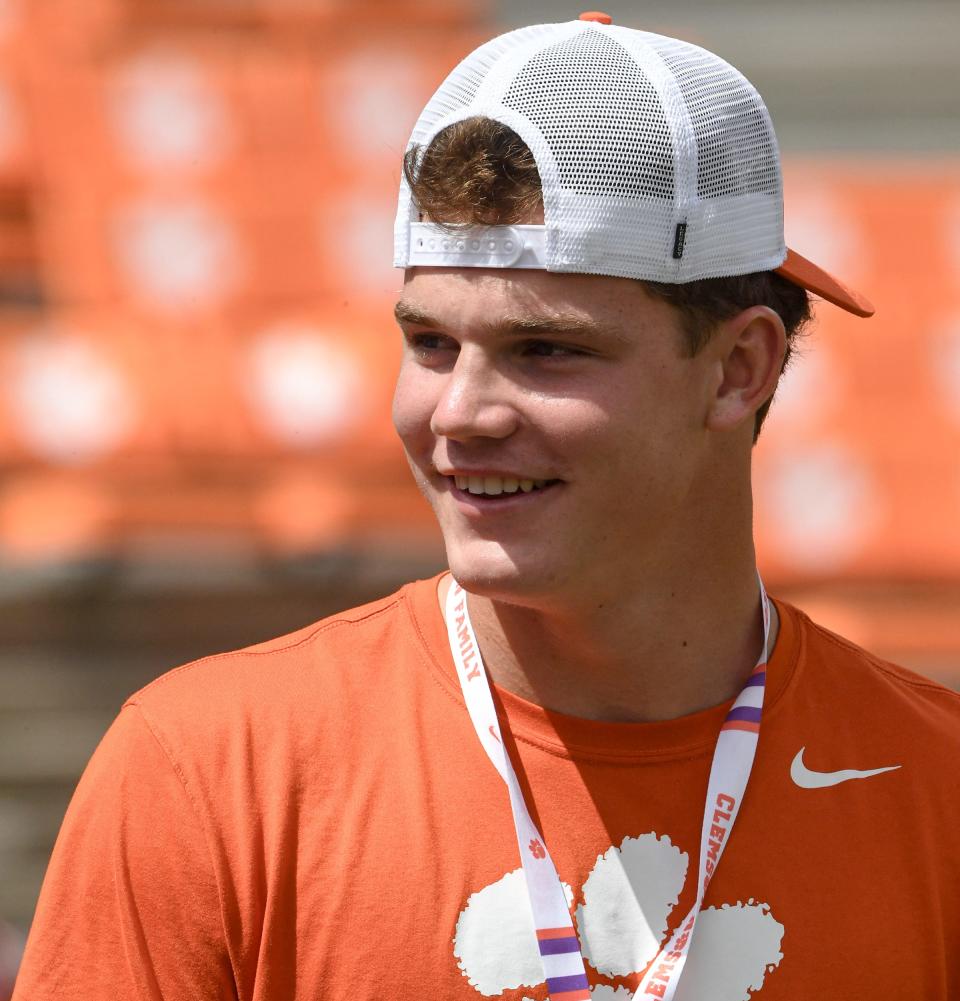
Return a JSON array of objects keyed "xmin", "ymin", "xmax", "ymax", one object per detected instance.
[{"xmin": 448, "ymin": 474, "xmax": 561, "ymax": 497}]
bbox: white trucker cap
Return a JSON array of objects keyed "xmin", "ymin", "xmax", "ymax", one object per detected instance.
[{"xmin": 394, "ymin": 11, "xmax": 874, "ymax": 318}]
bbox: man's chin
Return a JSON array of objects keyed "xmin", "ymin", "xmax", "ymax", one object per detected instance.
[{"xmin": 444, "ymin": 540, "xmax": 536, "ymax": 599}]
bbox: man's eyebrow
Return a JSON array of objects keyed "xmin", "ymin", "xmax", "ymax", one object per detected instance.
[
  {"xmin": 393, "ymin": 301, "xmax": 435, "ymax": 327},
  {"xmin": 393, "ymin": 301, "xmax": 627, "ymax": 343},
  {"xmin": 496, "ymin": 315, "xmax": 628, "ymax": 343}
]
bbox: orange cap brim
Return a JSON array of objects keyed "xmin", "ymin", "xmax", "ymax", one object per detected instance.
[{"xmin": 775, "ymin": 247, "xmax": 875, "ymax": 318}]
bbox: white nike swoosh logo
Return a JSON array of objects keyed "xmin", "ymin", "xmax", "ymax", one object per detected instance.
[{"xmin": 790, "ymin": 746, "xmax": 901, "ymax": 789}]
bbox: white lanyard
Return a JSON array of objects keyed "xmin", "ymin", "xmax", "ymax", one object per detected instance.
[{"xmin": 444, "ymin": 578, "xmax": 771, "ymax": 1001}]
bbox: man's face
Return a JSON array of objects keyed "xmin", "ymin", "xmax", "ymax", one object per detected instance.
[{"xmin": 392, "ymin": 267, "xmax": 723, "ymax": 604}]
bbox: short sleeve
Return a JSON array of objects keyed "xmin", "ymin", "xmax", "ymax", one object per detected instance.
[{"xmin": 12, "ymin": 704, "xmax": 237, "ymax": 1000}]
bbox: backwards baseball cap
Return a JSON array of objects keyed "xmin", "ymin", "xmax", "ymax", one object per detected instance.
[{"xmin": 394, "ymin": 11, "xmax": 874, "ymax": 318}]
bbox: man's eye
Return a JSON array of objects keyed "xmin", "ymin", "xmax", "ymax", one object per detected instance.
[
  {"xmin": 406, "ymin": 332, "xmax": 455, "ymax": 353},
  {"xmin": 522, "ymin": 340, "xmax": 585, "ymax": 358}
]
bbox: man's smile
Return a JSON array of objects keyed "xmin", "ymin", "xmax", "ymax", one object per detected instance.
[
  {"xmin": 446, "ymin": 473, "xmax": 562, "ymax": 496},
  {"xmin": 436, "ymin": 470, "xmax": 565, "ymax": 513}
]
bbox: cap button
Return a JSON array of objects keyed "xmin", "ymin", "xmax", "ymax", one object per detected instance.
[{"xmin": 579, "ymin": 11, "xmax": 613, "ymax": 23}]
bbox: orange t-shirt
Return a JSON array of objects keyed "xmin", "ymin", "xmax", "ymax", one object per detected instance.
[{"xmin": 13, "ymin": 575, "xmax": 960, "ymax": 1000}]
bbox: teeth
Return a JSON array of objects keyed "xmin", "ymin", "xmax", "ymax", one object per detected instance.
[{"xmin": 452, "ymin": 474, "xmax": 554, "ymax": 496}]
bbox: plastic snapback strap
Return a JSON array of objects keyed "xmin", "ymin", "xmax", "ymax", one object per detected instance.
[{"xmin": 408, "ymin": 222, "xmax": 547, "ymax": 269}]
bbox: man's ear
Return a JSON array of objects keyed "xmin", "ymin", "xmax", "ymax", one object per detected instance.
[{"xmin": 706, "ymin": 305, "xmax": 787, "ymax": 434}]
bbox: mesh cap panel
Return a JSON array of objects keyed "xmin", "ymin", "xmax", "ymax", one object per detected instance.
[
  {"xmin": 502, "ymin": 31, "xmax": 674, "ymax": 202},
  {"xmin": 649, "ymin": 36, "xmax": 779, "ymax": 200},
  {"xmin": 394, "ymin": 20, "xmax": 787, "ymax": 282}
]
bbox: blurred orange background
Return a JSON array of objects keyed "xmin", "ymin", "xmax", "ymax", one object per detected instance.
[{"xmin": 0, "ymin": 0, "xmax": 957, "ymax": 981}]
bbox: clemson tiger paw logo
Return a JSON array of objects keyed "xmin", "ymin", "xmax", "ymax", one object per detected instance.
[{"xmin": 454, "ymin": 833, "xmax": 784, "ymax": 999}]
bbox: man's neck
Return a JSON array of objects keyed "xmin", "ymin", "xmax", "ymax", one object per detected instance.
[{"xmin": 438, "ymin": 568, "xmax": 778, "ymax": 723}]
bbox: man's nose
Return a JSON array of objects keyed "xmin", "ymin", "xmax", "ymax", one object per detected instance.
[{"xmin": 430, "ymin": 348, "xmax": 518, "ymax": 441}]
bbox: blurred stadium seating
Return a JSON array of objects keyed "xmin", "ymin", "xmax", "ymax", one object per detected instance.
[{"xmin": 0, "ymin": 0, "xmax": 482, "ymax": 571}]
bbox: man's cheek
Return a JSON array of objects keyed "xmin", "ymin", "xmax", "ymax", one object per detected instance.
[{"xmin": 390, "ymin": 365, "xmax": 432, "ymax": 441}]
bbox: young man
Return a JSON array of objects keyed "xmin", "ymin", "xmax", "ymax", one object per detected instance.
[{"xmin": 14, "ymin": 13, "xmax": 960, "ymax": 1001}]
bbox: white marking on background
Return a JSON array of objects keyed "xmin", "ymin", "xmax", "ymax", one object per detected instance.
[
  {"xmin": 246, "ymin": 323, "xmax": 367, "ymax": 446},
  {"xmin": 761, "ymin": 442, "xmax": 879, "ymax": 572}
]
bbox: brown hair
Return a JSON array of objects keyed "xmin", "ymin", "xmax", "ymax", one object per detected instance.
[{"xmin": 403, "ymin": 116, "xmax": 811, "ymax": 440}]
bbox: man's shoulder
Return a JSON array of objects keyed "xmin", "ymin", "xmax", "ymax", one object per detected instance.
[
  {"xmin": 124, "ymin": 577, "xmax": 438, "ymax": 727},
  {"xmin": 786, "ymin": 599, "xmax": 960, "ymax": 739}
]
